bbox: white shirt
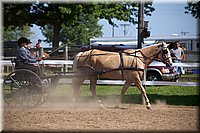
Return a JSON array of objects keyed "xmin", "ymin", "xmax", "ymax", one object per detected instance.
[{"xmin": 170, "ymin": 47, "xmax": 184, "ymax": 60}]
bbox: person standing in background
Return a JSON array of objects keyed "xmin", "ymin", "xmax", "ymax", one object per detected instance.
[
  {"xmin": 35, "ymin": 39, "xmax": 43, "ymax": 57},
  {"xmin": 170, "ymin": 40, "xmax": 185, "ymax": 75},
  {"xmin": 36, "ymin": 39, "xmax": 42, "ymax": 49}
]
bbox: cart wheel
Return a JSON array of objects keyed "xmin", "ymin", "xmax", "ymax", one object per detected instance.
[{"xmin": 3, "ymin": 69, "xmax": 44, "ymax": 108}]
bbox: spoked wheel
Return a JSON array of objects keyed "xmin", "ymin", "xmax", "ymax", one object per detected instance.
[{"xmin": 3, "ymin": 69, "xmax": 44, "ymax": 108}]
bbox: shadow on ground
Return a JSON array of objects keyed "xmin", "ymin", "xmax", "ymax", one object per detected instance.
[
  {"xmin": 122, "ymin": 94, "xmax": 200, "ymax": 106},
  {"xmin": 80, "ymin": 94, "xmax": 199, "ymax": 106}
]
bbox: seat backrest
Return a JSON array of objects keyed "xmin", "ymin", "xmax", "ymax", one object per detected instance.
[
  {"xmin": 11, "ymin": 58, "xmax": 21, "ymax": 70},
  {"xmin": 10, "ymin": 58, "xmax": 17, "ymax": 70},
  {"xmin": 11, "ymin": 58, "xmax": 16, "ymax": 63}
]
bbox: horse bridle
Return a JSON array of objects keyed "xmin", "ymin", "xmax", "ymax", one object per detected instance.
[
  {"xmin": 132, "ymin": 44, "xmax": 172, "ymax": 67},
  {"xmin": 159, "ymin": 46, "xmax": 172, "ymax": 67}
]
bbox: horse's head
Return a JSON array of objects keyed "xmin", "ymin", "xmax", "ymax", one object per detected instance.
[{"xmin": 156, "ymin": 41, "xmax": 173, "ymax": 67}]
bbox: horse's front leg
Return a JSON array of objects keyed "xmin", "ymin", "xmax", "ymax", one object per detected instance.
[
  {"xmin": 115, "ymin": 81, "xmax": 132, "ymax": 108},
  {"xmin": 89, "ymin": 76, "xmax": 105, "ymax": 109},
  {"xmin": 134, "ymin": 78, "xmax": 151, "ymax": 109}
]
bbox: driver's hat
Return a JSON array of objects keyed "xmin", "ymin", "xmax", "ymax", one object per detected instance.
[{"xmin": 17, "ymin": 37, "xmax": 30, "ymax": 47}]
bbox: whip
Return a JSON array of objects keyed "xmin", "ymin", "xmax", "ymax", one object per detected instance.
[{"xmin": 48, "ymin": 29, "xmax": 98, "ymax": 56}]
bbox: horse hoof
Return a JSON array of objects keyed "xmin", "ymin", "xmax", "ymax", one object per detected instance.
[
  {"xmin": 99, "ymin": 104, "xmax": 106, "ymax": 110},
  {"xmin": 146, "ymin": 106, "xmax": 151, "ymax": 110}
]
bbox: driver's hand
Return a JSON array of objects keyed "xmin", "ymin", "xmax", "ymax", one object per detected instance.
[{"xmin": 37, "ymin": 57, "xmax": 42, "ymax": 61}]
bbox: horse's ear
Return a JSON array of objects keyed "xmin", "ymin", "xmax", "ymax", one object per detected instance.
[
  {"xmin": 165, "ymin": 43, "xmax": 170, "ymax": 47},
  {"xmin": 162, "ymin": 41, "xmax": 169, "ymax": 47},
  {"xmin": 157, "ymin": 43, "xmax": 162, "ymax": 48},
  {"xmin": 155, "ymin": 40, "xmax": 159, "ymax": 44}
]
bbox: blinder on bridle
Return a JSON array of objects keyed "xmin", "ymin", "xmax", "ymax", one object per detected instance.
[
  {"xmin": 162, "ymin": 47, "xmax": 168, "ymax": 54},
  {"xmin": 160, "ymin": 45, "xmax": 172, "ymax": 67}
]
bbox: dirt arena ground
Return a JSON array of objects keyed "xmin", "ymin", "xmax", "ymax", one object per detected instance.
[{"xmin": 3, "ymin": 96, "xmax": 199, "ymax": 132}]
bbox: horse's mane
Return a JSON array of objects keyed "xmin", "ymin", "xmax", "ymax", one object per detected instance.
[{"xmin": 140, "ymin": 42, "xmax": 161, "ymax": 50}]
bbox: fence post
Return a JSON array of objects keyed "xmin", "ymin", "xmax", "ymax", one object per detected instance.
[{"xmin": 64, "ymin": 46, "xmax": 68, "ymax": 73}]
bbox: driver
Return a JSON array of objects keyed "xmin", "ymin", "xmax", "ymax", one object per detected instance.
[{"xmin": 16, "ymin": 37, "xmax": 42, "ymax": 76}]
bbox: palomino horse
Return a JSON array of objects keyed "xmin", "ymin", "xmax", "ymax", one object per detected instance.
[{"xmin": 72, "ymin": 42, "xmax": 172, "ymax": 109}]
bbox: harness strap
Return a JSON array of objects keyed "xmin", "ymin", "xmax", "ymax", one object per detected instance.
[
  {"xmin": 75, "ymin": 65, "xmax": 144, "ymax": 77},
  {"xmin": 99, "ymin": 67, "xmax": 144, "ymax": 74},
  {"xmin": 119, "ymin": 51, "xmax": 125, "ymax": 80},
  {"xmin": 76, "ymin": 50, "xmax": 145, "ymax": 79}
]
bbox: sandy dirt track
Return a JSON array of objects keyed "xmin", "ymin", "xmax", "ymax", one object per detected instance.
[{"xmin": 3, "ymin": 102, "xmax": 199, "ymax": 132}]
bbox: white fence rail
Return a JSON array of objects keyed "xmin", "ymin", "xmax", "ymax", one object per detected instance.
[
  {"xmin": 58, "ymin": 79, "xmax": 198, "ymax": 87},
  {"xmin": 1, "ymin": 60, "xmax": 199, "ymax": 86},
  {"xmin": 1, "ymin": 60, "xmax": 199, "ymax": 67}
]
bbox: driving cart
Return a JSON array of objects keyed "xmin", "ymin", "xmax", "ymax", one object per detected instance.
[{"xmin": 3, "ymin": 58, "xmax": 58, "ymax": 108}]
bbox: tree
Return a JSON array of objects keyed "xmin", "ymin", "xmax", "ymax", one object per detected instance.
[
  {"xmin": 41, "ymin": 12, "xmax": 102, "ymax": 46},
  {"xmin": 3, "ymin": 25, "xmax": 34, "ymax": 42},
  {"xmin": 3, "ymin": 4, "xmax": 33, "ymax": 28},
  {"xmin": 185, "ymin": 1, "xmax": 200, "ymax": 18},
  {"xmin": 3, "ymin": 2, "xmax": 154, "ymax": 48}
]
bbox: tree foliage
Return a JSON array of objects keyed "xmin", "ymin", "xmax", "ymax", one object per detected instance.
[
  {"xmin": 3, "ymin": 25, "xmax": 34, "ymax": 42},
  {"xmin": 41, "ymin": 11, "xmax": 102, "ymax": 46},
  {"xmin": 3, "ymin": 2, "xmax": 154, "ymax": 48},
  {"xmin": 185, "ymin": 1, "xmax": 200, "ymax": 18},
  {"xmin": 3, "ymin": 4, "xmax": 33, "ymax": 28}
]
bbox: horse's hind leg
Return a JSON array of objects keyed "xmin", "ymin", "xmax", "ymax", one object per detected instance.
[
  {"xmin": 72, "ymin": 76, "xmax": 85, "ymax": 103},
  {"xmin": 89, "ymin": 76, "xmax": 105, "ymax": 109},
  {"xmin": 115, "ymin": 81, "xmax": 132, "ymax": 108}
]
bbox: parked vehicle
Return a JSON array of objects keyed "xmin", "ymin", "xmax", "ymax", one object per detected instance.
[{"xmin": 81, "ymin": 44, "xmax": 180, "ymax": 81}]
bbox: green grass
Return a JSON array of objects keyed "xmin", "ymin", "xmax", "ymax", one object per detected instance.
[
  {"xmin": 181, "ymin": 74, "xmax": 199, "ymax": 78},
  {"xmin": 180, "ymin": 74, "xmax": 199, "ymax": 82},
  {"xmin": 54, "ymin": 84, "xmax": 199, "ymax": 106}
]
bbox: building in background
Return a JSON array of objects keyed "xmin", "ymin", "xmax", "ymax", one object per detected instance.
[{"xmin": 90, "ymin": 35, "xmax": 199, "ymax": 62}]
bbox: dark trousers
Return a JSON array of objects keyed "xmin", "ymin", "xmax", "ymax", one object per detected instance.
[{"xmin": 15, "ymin": 62, "xmax": 41, "ymax": 77}]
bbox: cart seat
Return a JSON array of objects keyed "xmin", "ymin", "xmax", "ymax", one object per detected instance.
[
  {"xmin": 11, "ymin": 58, "xmax": 24, "ymax": 69},
  {"xmin": 11, "ymin": 58, "xmax": 42, "ymax": 77}
]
